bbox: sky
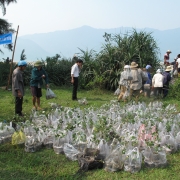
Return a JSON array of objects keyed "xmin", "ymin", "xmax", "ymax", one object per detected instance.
[{"xmin": 2, "ymin": 0, "xmax": 180, "ymax": 36}]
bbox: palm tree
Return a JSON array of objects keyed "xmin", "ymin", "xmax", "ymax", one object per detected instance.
[
  {"xmin": 20, "ymin": 49, "xmax": 26, "ymax": 60},
  {"xmin": 0, "ymin": 0, "xmax": 17, "ymax": 52},
  {"xmin": 0, "ymin": 0, "xmax": 17, "ymax": 15}
]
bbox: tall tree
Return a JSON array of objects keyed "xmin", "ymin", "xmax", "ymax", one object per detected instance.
[{"xmin": 0, "ymin": 0, "xmax": 17, "ymax": 53}]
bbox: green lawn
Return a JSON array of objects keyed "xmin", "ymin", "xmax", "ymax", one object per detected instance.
[{"xmin": 1, "ymin": 86, "xmax": 180, "ymax": 180}]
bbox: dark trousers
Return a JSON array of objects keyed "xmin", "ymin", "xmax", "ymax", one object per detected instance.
[
  {"xmin": 163, "ymin": 85, "xmax": 169, "ymax": 98},
  {"xmin": 15, "ymin": 97, "xmax": 23, "ymax": 116},
  {"xmin": 154, "ymin": 87, "xmax": 162, "ymax": 97},
  {"xmin": 72, "ymin": 77, "xmax": 78, "ymax": 100}
]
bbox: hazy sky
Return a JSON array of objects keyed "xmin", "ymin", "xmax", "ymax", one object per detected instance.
[{"xmin": 2, "ymin": 0, "xmax": 180, "ymax": 36}]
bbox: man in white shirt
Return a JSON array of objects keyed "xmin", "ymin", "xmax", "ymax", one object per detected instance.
[
  {"xmin": 71, "ymin": 59, "xmax": 83, "ymax": 100},
  {"xmin": 152, "ymin": 69, "xmax": 164, "ymax": 98},
  {"xmin": 176, "ymin": 54, "xmax": 180, "ymax": 73}
]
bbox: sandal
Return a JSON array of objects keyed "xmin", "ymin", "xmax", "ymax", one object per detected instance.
[
  {"xmin": 32, "ymin": 106, "xmax": 37, "ymax": 111},
  {"xmin": 37, "ymin": 107, "xmax": 43, "ymax": 111}
]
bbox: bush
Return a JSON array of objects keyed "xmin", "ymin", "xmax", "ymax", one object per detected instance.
[{"xmin": 168, "ymin": 77, "xmax": 180, "ymax": 99}]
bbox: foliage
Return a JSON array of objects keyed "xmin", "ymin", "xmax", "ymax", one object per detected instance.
[
  {"xmin": 0, "ymin": 0, "xmax": 16, "ymax": 53},
  {"xmin": 20, "ymin": 49, "xmax": 26, "ymax": 60},
  {"xmin": 0, "ymin": 0, "xmax": 17, "ymax": 15},
  {"xmin": 168, "ymin": 77, "xmax": 180, "ymax": 99},
  {"xmin": 43, "ymin": 54, "xmax": 73, "ymax": 86},
  {"xmin": 0, "ymin": 60, "xmax": 10, "ymax": 86},
  {"xmin": 76, "ymin": 29, "xmax": 160, "ymax": 90},
  {"xmin": 0, "ymin": 28, "xmax": 161, "ymax": 91}
]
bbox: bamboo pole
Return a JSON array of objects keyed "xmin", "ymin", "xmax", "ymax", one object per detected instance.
[{"xmin": 6, "ymin": 25, "xmax": 19, "ymax": 90}]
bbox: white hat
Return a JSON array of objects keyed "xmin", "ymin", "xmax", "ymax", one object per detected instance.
[
  {"xmin": 166, "ymin": 50, "xmax": 172, "ymax": 53},
  {"xmin": 124, "ymin": 65, "xmax": 130, "ymax": 69},
  {"xmin": 156, "ymin": 69, "xmax": 161, "ymax": 73}
]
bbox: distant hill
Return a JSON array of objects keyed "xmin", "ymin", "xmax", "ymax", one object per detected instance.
[{"xmin": 0, "ymin": 25, "xmax": 179, "ymax": 62}]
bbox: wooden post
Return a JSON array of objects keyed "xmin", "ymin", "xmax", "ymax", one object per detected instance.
[{"xmin": 6, "ymin": 25, "xmax": 19, "ymax": 90}]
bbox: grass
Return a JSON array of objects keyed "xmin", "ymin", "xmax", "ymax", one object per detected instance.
[{"xmin": 1, "ymin": 86, "xmax": 180, "ymax": 180}]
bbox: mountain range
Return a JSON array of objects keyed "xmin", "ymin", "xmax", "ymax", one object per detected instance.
[{"xmin": 0, "ymin": 25, "xmax": 179, "ymax": 62}]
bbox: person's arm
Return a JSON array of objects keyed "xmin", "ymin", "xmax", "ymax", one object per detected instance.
[
  {"xmin": 14, "ymin": 73, "xmax": 22, "ymax": 98},
  {"xmin": 152, "ymin": 75, "xmax": 155, "ymax": 87},
  {"xmin": 164, "ymin": 55, "xmax": 167, "ymax": 64},
  {"xmin": 176, "ymin": 60, "xmax": 179, "ymax": 70},
  {"xmin": 168, "ymin": 73, "xmax": 171, "ymax": 81},
  {"xmin": 42, "ymin": 69, "xmax": 49, "ymax": 87},
  {"xmin": 141, "ymin": 70, "xmax": 148, "ymax": 82},
  {"xmin": 71, "ymin": 65, "xmax": 75, "ymax": 84}
]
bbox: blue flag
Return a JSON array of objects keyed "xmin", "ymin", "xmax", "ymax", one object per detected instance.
[{"xmin": 0, "ymin": 33, "xmax": 12, "ymax": 45}]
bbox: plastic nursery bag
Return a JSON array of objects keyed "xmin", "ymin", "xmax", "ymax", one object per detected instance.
[
  {"xmin": 142, "ymin": 146, "xmax": 167, "ymax": 168},
  {"xmin": 124, "ymin": 147, "xmax": 142, "ymax": 173},
  {"xmin": 77, "ymin": 148, "xmax": 104, "ymax": 172},
  {"xmin": 63, "ymin": 143, "xmax": 81, "ymax": 161},
  {"xmin": 12, "ymin": 130, "xmax": 26, "ymax": 145},
  {"xmin": 104, "ymin": 146, "xmax": 125, "ymax": 172},
  {"xmin": 46, "ymin": 88, "xmax": 56, "ymax": 100},
  {"xmin": 114, "ymin": 88, "xmax": 120, "ymax": 96},
  {"xmin": 173, "ymin": 69, "xmax": 178, "ymax": 76}
]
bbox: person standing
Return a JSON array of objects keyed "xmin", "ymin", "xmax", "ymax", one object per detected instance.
[
  {"xmin": 71, "ymin": 59, "xmax": 83, "ymax": 100},
  {"xmin": 162, "ymin": 66, "xmax": 172, "ymax": 98},
  {"xmin": 176, "ymin": 54, "xmax": 180, "ymax": 75},
  {"xmin": 129, "ymin": 62, "xmax": 147, "ymax": 101},
  {"xmin": 164, "ymin": 50, "xmax": 172, "ymax": 66},
  {"xmin": 30, "ymin": 60, "xmax": 49, "ymax": 110},
  {"xmin": 12, "ymin": 60, "xmax": 27, "ymax": 116},
  {"xmin": 152, "ymin": 69, "xmax": 164, "ymax": 98},
  {"xmin": 118, "ymin": 65, "xmax": 131, "ymax": 102}
]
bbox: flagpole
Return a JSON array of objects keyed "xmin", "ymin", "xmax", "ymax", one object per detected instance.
[{"xmin": 6, "ymin": 25, "xmax": 19, "ymax": 90}]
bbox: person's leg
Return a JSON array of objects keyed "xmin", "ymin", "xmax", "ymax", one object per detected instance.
[
  {"xmin": 37, "ymin": 97, "xmax": 41, "ymax": 109},
  {"xmin": 32, "ymin": 96, "xmax": 37, "ymax": 109},
  {"xmin": 37, "ymin": 88, "xmax": 42, "ymax": 109},
  {"xmin": 134, "ymin": 90, "xmax": 140, "ymax": 102},
  {"xmin": 118, "ymin": 86, "xmax": 125, "ymax": 101},
  {"xmin": 153, "ymin": 87, "xmax": 158, "ymax": 98},
  {"xmin": 163, "ymin": 85, "xmax": 169, "ymax": 98},
  {"xmin": 129, "ymin": 89, "xmax": 134, "ymax": 101},
  {"xmin": 31, "ymin": 86, "xmax": 37, "ymax": 109},
  {"xmin": 15, "ymin": 97, "xmax": 23, "ymax": 116},
  {"xmin": 72, "ymin": 77, "xmax": 78, "ymax": 100}
]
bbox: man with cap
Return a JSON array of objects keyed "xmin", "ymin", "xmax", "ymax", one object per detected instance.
[
  {"xmin": 152, "ymin": 69, "xmax": 164, "ymax": 98},
  {"xmin": 12, "ymin": 60, "xmax": 27, "ymax": 116},
  {"xmin": 129, "ymin": 62, "xmax": 147, "ymax": 101},
  {"xmin": 164, "ymin": 50, "xmax": 171, "ymax": 66},
  {"xmin": 145, "ymin": 64, "xmax": 152, "ymax": 85},
  {"xmin": 162, "ymin": 66, "xmax": 172, "ymax": 98},
  {"xmin": 30, "ymin": 60, "xmax": 49, "ymax": 110}
]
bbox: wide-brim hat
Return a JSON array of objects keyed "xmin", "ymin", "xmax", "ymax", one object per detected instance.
[
  {"xmin": 166, "ymin": 50, "xmax": 172, "ymax": 53},
  {"xmin": 165, "ymin": 66, "xmax": 172, "ymax": 71},
  {"xmin": 34, "ymin": 60, "xmax": 43, "ymax": 67},
  {"xmin": 130, "ymin": 62, "xmax": 138, "ymax": 68}
]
